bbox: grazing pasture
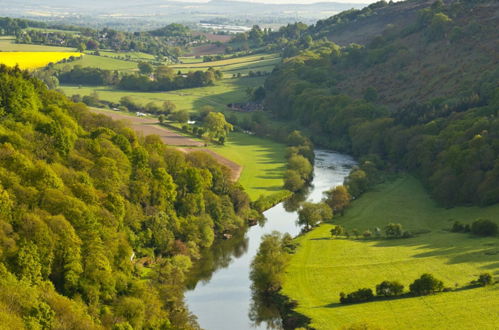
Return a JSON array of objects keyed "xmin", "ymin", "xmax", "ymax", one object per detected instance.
[
  {"xmin": 283, "ymin": 175, "xmax": 499, "ymax": 330},
  {"xmin": 0, "ymin": 36, "xmax": 76, "ymax": 52}
]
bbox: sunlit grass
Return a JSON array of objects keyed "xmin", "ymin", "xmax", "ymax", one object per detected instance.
[{"xmin": 282, "ymin": 175, "xmax": 499, "ymax": 329}]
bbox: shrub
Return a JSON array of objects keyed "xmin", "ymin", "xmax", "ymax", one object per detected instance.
[
  {"xmin": 470, "ymin": 219, "xmax": 498, "ymax": 236},
  {"xmin": 473, "ymin": 273, "xmax": 493, "ymax": 287},
  {"xmin": 385, "ymin": 223, "xmax": 403, "ymax": 238},
  {"xmin": 409, "ymin": 274, "xmax": 444, "ymax": 296},
  {"xmin": 376, "ymin": 281, "xmax": 404, "ymax": 297},
  {"xmin": 362, "ymin": 230, "xmax": 372, "ymax": 239},
  {"xmin": 340, "ymin": 288, "xmax": 374, "ymax": 304}
]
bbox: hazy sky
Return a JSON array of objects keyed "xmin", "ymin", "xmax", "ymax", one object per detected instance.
[{"xmin": 173, "ymin": 0, "xmax": 374, "ymax": 4}]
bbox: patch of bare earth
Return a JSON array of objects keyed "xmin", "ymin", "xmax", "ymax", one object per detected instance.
[
  {"xmin": 90, "ymin": 108, "xmax": 242, "ymax": 181},
  {"xmin": 187, "ymin": 44, "xmax": 226, "ymax": 56}
]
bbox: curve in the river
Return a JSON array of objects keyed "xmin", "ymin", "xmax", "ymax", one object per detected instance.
[{"xmin": 185, "ymin": 150, "xmax": 356, "ymax": 330}]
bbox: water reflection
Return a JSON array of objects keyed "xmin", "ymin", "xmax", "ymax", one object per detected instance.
[{"xmin": 185, "ymin": 150, "xmax": 356, "ymax": 330}]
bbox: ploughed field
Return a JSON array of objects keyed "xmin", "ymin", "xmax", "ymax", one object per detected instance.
[{"xmin": 283, "ymin": 175, "xmax": 499, "ymax": 330}]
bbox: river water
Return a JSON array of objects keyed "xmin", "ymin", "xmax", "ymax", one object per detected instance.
[{"xmin": 185, "ymin": 150, "xmax": 356, "ymax": 330}]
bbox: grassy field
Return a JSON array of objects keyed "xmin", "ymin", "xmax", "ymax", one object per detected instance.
[
  {"xmin": 0, "ymin": 52, "xmax": 83, "ymax": 69},
  {"xmin": 173, "ymin": 54, "xmax": 280, "ymax": 77},
  {"xmin": 283, "ymin": 175, "xmax": 499, "ymax": 330},
  {"xmin": 60, "ymin": 76, "xmax": 265, "ymax": 113},
  {"xmin": 55, "ymin": 54, "xmax": 139, "ymax": 71},
  {"xmin": 208, "ymin": 132, "xmax": 287, "ymax": 200},
  {"xmin": 0, "ymin": 36, "xmax": 76, "ymax": 52}
]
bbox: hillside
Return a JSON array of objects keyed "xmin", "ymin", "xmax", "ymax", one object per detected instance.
[
  {"xmin": 263, "ymin": 0, "xmax": 499, "ymax": 206},
  {"xmin": 0, "ymin": 65, "xmax": 254, "ymax": 329},
  {"xmin": 282, "ymin": 175, "xmax": 499, "ymax": 329}
]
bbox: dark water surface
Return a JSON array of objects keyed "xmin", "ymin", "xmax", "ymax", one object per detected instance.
[{"xmin": 185, "ymin": 150, "xmax": 356, "ymax": 330}]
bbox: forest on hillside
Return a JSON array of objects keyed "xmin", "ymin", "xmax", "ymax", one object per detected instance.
[
  {"xmin": 0, "ymin": 65, "xmax": 254, "ymax": 329},
  {"xmin": 263, "ymin": 0, "xmax": 499, "ymax": 206}
]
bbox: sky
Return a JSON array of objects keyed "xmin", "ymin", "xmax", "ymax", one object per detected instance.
[{"xmin": 171, "ymin": 0, "xmax": 375, "ymax": 4}]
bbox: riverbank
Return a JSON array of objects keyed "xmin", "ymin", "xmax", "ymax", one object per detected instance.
[
  {"xmin": 185, "ymin": 150, "xmax": 356, "ymax": 330},
  {"xmin": 282, "ymin": 174, "xmax": 499, "ymax": 329}
]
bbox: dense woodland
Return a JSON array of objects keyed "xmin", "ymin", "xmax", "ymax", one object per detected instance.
[
  {"xmin": 263, "ymin": 0, "xmax": 499, "ymax": 206},
  {"xmin": 0, "ymin": 65, "xmax": 254, "ymax": 329}
]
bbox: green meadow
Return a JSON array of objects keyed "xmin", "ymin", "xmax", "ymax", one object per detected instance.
[
  {"xmin": 208, "ymin": 132, "xmax": 287, "ymax": 200},
  {"xmin": 59, "ymin": 76, "xmax": 266, "ymax": 112},
  {"xmin": 0, "ymin": 36, "xmax": 76, "ymax": 52},
  {"xmin": 283, "ymin": 175, "xmax": 499, "ymax": 330}
]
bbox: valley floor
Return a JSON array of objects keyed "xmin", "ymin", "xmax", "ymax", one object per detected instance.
[{"xmin": 283, "ymin": 175, "xmax": 499, "ymax": 329}]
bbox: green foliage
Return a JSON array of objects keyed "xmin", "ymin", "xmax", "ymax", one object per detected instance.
[
  {"xmin": 325, "ymin": 185, "xmax": 351, "ymax": 215},
  {"xmin": 409, "ymin": 274, "xmax": 444, "ymax": 296},
  {"xmin": 298, "ymin": 202, "xmax": 332, "ymax": 231},
  {"xmin": 384, "ymin": 223, "xmax": 403, "ymax": 238},
  {"xmin": 339, "ymin": 288, "xmax": 374, "ymax": 304},
  {"xmin": 203, "ymin": 112, "xmax": 233, "ymax": 140},
  {"xmin": 250, "ymin": 232, "xmax": 291, "ymax": 295},
  {"xmin": 470, "ymin": 218, "xmax": 498, "ymax": 236},
  {"xmin": 375, "ymin": 280, "xmax": 404, "ymax": 297},
  {"xmin": 473, "ymin": 273, "xmax": 493, "ymax": 287},
  {"xmin": 0, "ymin": 65, "xmax": 251, "ymax": 329}
]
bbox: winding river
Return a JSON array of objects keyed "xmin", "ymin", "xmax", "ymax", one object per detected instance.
[{"xmin": 185, "ymin": 150, "xmax": 356, "ymax": 330}]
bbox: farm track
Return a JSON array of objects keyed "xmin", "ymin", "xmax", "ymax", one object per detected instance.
[{"xmin": 90, "ymin": 108, "xmax": 243, "ymax": 181}]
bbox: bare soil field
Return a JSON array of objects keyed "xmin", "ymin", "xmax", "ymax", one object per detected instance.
[
  {"xmin": 187, "ymin": 44, "xmax": 226, "ymax": 56},
  {"xmin": 90, "ymin": 108, "xmax": 242, "ymax": 181}
]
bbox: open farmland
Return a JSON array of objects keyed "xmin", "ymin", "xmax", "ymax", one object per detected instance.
[
  {"xmin": 0, "ymin": 36, "xmax": 76, "ymax": 52},
  {"xmin": 283, "ymin": 175, "xmax": 499, "ymax": 330},
  {"xmin": 0, "ymin": 51, "xmax": 83, "ymax": 69},
  {"xmin": 60, "ymin": 76, "xmax": 266, "ymax": 113}
]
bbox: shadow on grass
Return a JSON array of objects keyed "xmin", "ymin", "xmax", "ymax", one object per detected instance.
[{"xmin": 321, "ymin": 284, "xmax": 492, "ymax": 309}]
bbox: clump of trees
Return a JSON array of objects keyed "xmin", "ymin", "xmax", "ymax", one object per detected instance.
[
  {"xmin": 203, "ymin": 112, "xmax": 233, "ymax": 144},
  {"xmin": 471, "ymin": 273, "xmax": 494, "ymax": 287},
  {"xmin": 250, "ymin": 232, "xmax": 296, "ymax": 295},
  {"xmin": 298, "ymin": 202, "xmax": 332, "ymax": 231},
  {"xmin": 409, "ymin": 274, "xmax": 444, "ymax": 296},
  {"xmin": 57, "ymin": 64, "xmax": 222, "ymax": 92},
  {"xmin": 451, "ymin": 219, "xmax": 498, "ymax": 237},
  {"xmin": 340, "ymin": 273, "xmax": 448, "ymax": 304},
  {"xmin": 283, "ymin": 131, "xmax": 314, "ymax": 192}
]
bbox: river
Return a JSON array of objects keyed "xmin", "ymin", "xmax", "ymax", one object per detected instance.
[{"xmin": 185, "ymin": 150, "xmax": 356, "ymax": 330}]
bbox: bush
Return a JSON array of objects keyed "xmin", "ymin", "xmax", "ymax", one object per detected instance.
[
  {"xmin": 385, "ymin": 223, "xmax": 403, "ymax": 238},
  {"xmin": 470, "ymin": 219, "xmax": 498, "ymax": 236},
  {"xmin": 409, "ymin": 274, "xmax": 444, "ymax": 296},
  {"xmin": 474, "ymin": 273, "xmax": 493, "ymax": 287},
  {"xmin": 340, "ymin": 288, "xmax": 374, "ymax": 304},
  {"xmin": 375, "ymin": 281, "xmax": 404, "ymax": 297}
]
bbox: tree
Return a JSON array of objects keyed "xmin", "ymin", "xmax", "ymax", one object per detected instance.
[
  {"xmin": 162, "ymin": 100, "xmax": 176, "ymax": 114},
  {"xmin": 470, "ymin": 219, "xmax": 498, "ymax": 236},
  {"xmin": 288, "ymin": 154, "xmax": 312, "ymax": 181},
  {"xmin": 170, "ymin": 110, "xmax": 189, "ymax": 123},
  {"xmin": 376, "ymin": 280, "xmax": 404, "ymax": 297},
  {"xmin": 203, "ymin": 112, "xmax": 233, "ymax": 140},
  {"xmin": 330, "ymin": 225, "xmax": 345, "ymax": 238},
  {"xmin": 250, "ymin": 232, "xmax": 290, "ymax": 294},
  {"xmin": 474, "ymin": 273, "xmax": 493, "ymax": 287},
  {"xmin": 325, "ymin": 185, "xmax": 351, "ymax": 215},
  {"xmin": 283, "ymin": 170, "xmax": 304, "ymax": 192},
  {"xmin": 339, "ymin": 288, "xmax": 374, "ymax": 304},
  {"xmin": 138, "ymin": 62, "xmax": 154, "ymax": 75},
  {"xmin": 409, "ymin": 274, "xmax": 444, "ymax": 296},
  {"xmin": 385, "ymin": 223, "xmax": 403, "ymax": 238},
  {"xmin": 298, "ymin": 202, "xmax": 332, "ymax": 231}
]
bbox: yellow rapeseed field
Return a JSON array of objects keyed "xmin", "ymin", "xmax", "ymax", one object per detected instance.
[{"xmin": 0, "ymin": 52, "xmax": 83, "ymax": 69}]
